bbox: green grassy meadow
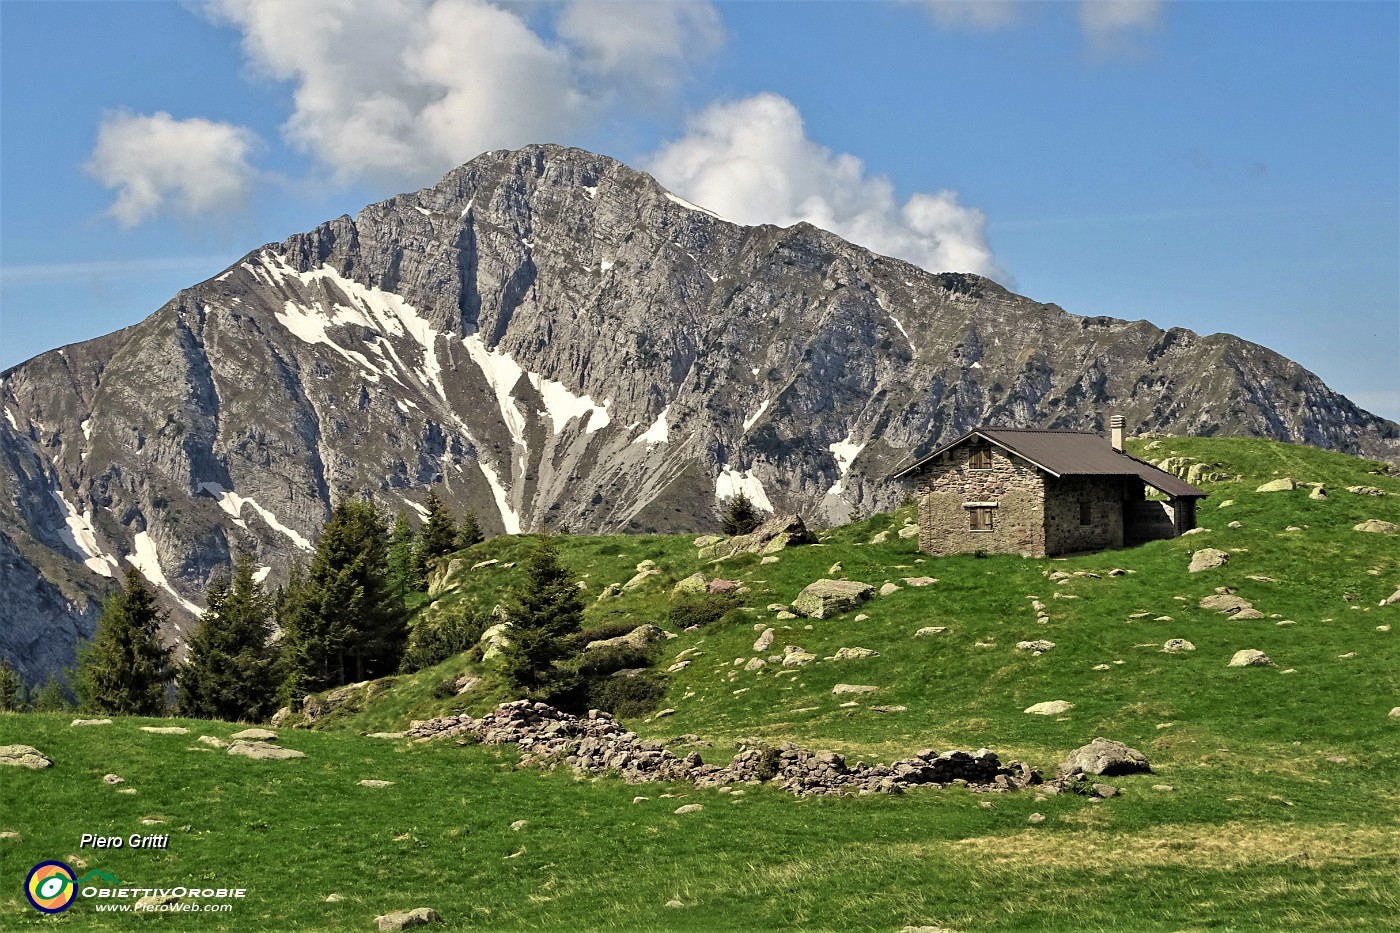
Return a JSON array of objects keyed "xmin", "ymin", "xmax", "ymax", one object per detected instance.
[{"xmin": 3, "ymin": 437, "xmax": 1398, "ymax": 931}]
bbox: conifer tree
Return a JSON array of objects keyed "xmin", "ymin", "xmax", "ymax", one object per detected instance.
[
  {"xmin": 414, "ymin": 489, "xmax": 457, "ymax": 581},
  {"xmin": 0, "ymin": 659, "xmax": 23, "ymax": 712},
  {"xmin": 177, "ymin": 553, "xmax": 280, "ymax": 722},
  {"xmin": 32, "ymin": 674, "xmax": 71, "ymax": 711},
  {"xmin": 499, "ymin": 534, "xmax": 584, "ymax": 696},
  {"xmin": 76, "ymin": 567, "xmax": 174, "ymax": 715},
  {"xmin": 387, "ymin": 511, "xmax": 419, "ymax": 597},
  {"xmin": 721, "ymin": 490, "xmax": 762, "ymax": 536},
  {"xmin": 455, "ymin": 511, "xmax": 484, "ymax": 550},
  {"xmin": 279, "ymin": 498, "xmax": 404, "ymax": 694}
]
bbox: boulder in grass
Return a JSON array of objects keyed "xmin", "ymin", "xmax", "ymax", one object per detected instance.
[
  {"xmin": 230, "ymin": 728, "xmax": 278, "ymax": 741},
  {"xmin": 1255, "ymin": 478, "xmax": 1296, "ymax": 492},
  {"xmin": 1024, "ymin": 700, "xmax": 1073, "ymax": 716},
  {"xmin": 228, "ymin": 741, "xmax": 305, "ymax": 761},
  {"xmin": 70, "ymin": 718, "xmax": 112, "ymax": 727},
  {"xmin": 793, "ymin": 579, "xmax": 874, "ymax": 619},
  {"xmin": 140, "ymin": 726, "xmax": 189, "ymax": 735},
  {"xmin": 672, "ymin": 572, "xmax": 708, "ymax": 595},
  {"xmin": 1059, "ymin": 738, "xmax": 1151, "ymax": 776},
  {"xmin": 0, "ymin": 745, "xmax": 52, "ymax": 769},
  {"xmin": 375, "ymin": 908, "xmax": 442, "ymax": 931},
  {"xmin": 1229, "ymin": 649, "xmax": 1274, "ymax": 668},
  {"xmin": 1353, "ymin": 520, "xmax": 1397, "ymax": 535},
  {"xmin": 1188, "ymin": 548, "xmax": 1229, "ymax": 573}
]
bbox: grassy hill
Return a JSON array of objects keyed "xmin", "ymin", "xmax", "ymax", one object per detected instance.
[{"xmin": 3, "ymin": 436, "xmax": 1398, "ymax": 931}]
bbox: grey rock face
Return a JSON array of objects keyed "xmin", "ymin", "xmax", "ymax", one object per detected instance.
[
  {"xmin": 1059, "ymin": 738, "xmax": 1151, "ymax": 776},
  {"xmin": 3, "ymin": 144, "xmax": 1398, "ymax": 677}
]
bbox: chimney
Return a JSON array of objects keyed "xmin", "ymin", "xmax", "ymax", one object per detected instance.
[{"xmin": 1110, "ymin": 415, "xmax": 1126, "ymax": 452}]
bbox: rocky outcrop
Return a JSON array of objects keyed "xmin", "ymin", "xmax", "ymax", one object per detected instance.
[
  {"xmin": 407, "ymin": 700, "xmax": 1041, "ymax": 797},
  {"xmin": 3, "ymin": 143, "xmax": 1397, "ymax": 678},
  {"xmin": 793, "ymin": 579, "xmax": 874, "ymax": 618}
]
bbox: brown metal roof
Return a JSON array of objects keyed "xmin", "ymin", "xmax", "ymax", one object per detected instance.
[{"xmin": 892, "ymin": 427, "xmax": 1207, "ymax": 498}]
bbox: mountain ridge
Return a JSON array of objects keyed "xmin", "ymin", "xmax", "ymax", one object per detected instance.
[{"xmin": 2, "ymin": 143, "xmax": 1396, "ymax": 681}]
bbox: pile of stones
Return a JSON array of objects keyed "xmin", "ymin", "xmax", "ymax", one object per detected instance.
[{"xmin": 407, "ymin": 700, "xmax": 1042, "ymax": 797}]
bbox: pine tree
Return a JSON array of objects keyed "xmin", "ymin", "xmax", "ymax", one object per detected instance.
[
  {"xmin": 721, "ymin": 490, "xmax": 762, "ymax": 536},
  {"xmin": 387, "ymin": 511, "xmax": 419, "ymax": 597},
  {"xmin": 32, "ymin": 674, "xmax": 71, "ymax": 712},
  {"xmin": 279, "ymin": 498, "xmax": 404, "ymax": 695},
  {"xmin": 0, "ymin": 659, "xmax": 23, "ymax": 711},
  {"xmin": 413, "ymin": 489, "xmax": 457, "ymax": 582},
  {"xmin": 499, "ymin": 534, "xmax": 584, "ymax": 696},
  {"xmin": 177, "ymin": 553, "xmax": 280, "ymax": 722},
  {"xmin": 76, "ymin": 567, "xmax": 174, "ymax": 716},
  {"xmin": 455, "ymin": 511, "xmax": 484, "ymax": 550}
]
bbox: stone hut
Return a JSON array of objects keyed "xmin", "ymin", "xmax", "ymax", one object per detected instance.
[{"xmin": 892, "ymin": 417, "xmax": 1207, "ymax": 557}]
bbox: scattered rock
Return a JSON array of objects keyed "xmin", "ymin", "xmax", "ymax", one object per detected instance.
[
  {"xmin": 1353, "ymin": 520, "xmax": 1397, "ymax": 534},
  {"xmin": 1152, "ymin": 784, "xmax": 1175, "ymax": 792},
  {"xmin": 70, "ymin": 718, "xmax": 111, "ymax": 727},
  {"xmin": 136, "ymin": 894, "xmax": 181, "ymax": 910},
  {"xmin": 830, "ymin": 647, "xmax": 879, "ymax": 661},
  {"xmin": 1028, "ymin": 813, "xmax": 1046, "ymax": 824},
  {"xmin": 914, "ymin": 626, "xmax": 946, "ymax": 637},
  {"xmin": 140, "ymin": 726, "xmax": 189, "ymax": 735},
  {"xmin": 1092, "ymin": 664, "xmax": 1111, "ymax": 671},
  {"xmin": 326, "ymin": 893, "xmax": 343, "ymax": 903},
  {"xmin": 0, "ymin": 745, "xmax": 52, "ymax": 769},
  {"xmin": 832, "ymin": 684, "xmax": 879, "ymax": 695},
  {"xmin": 596, "ymin": 583, "xmax": 622, "ymax": 601},
  {"xmin": 359, "ymin": 780, "xmax": 395, "ymax": 788},
  {"xmin": 898, "ymin": 525, "xmax": 920, "ymax": 539},
  {"xmin": 471, "ymin": 559, "xmax": 499, "ymax": 570},
  {"xmin": 665, "ymin": 899, "xmax": 684, "ymax": 909},
  {"xmin": 510, "ymin": 819, "xmax": 528, "ymax": 831},
  {"xmin": 1091, "ymin": 784, "xmax": 1120, "ymax": 798},
  {"xmin": 1228, "ymin": 649, "xmax": 1274, "ymax": 668},
  {"xmin": 0, "ymin": 831, "xmax": 19, "ymax": 840},
  {"xmin": 1016, "ymin": 640, "xmax": 1055, "ymax": 654},
  {"xmin": 793, "ymin": 579, "xmax": 874, "ymax": 619},
  {"xmin": 698, "ymin": 514, "xmax": 818, "ymax": 560},
  {"xmin": 744, "ymin": 658, "xmax": 766, "ymax": 672},
  {"xmin": 853, "ymin": 613, "xmax": 870, "ymax": 622},
  {"xmin": 1389, "ymin": 707, "xmax": 1400, "ymax": 719},
  {"xmin": 1162, "ymin": 639, "xmax": 1196, "ymax": 653},
  {"xmin": 666, "ymin": 661, "xmax": 691, "ymax": 673},
  {"xmin": 828, "ymin": 562, "xmax": 843, "ymax": 575},
  {"xmin": 775, "ymin": 610, "xmax": 798, "ymax": 620},
  {"xmin": 1188, "ymin": 548, "xmax": 1230, "ymax": 572},
  {"xmin": 1347, "ymin": 485, "xmax": 1385, "ymax": 497},
  {"xmin": 693, "ymin": 534, "xmax": 723, "ymax": 549},
  {"xmin": 1060, "ymin": 738, "xmax": 1151, "ymax": 776},
  {"xmin": 231, "ymin": 728, "xmax": 278, "ymax": 741},
  {"xmin": 1228, "ymin": 521, "xmax": 1242, "ymax": 528},
  {"xmin": 1217, "ymin": 499, "xmax": 1234, "ymax": 508},
  {"xmin": 375, "ymin": 907, "xmax": 442, "ymax": 931},
  {"xmin": 753, "ymin": 628, "xmax": 775, "ymax": 652},
  {"xmin": 902, "ymin": 576, "xmax": 937, "ymax": 587},
  {"xmin": 585, "ymin": 624, "xmax": 665, "ymax": 654},
  {"xmin": 879, "ymin": 582, "xmax": 902, "ymax": 596},
  {"xmin": 674, "ymin": 804, "xmax": 704, "ymax": 814},
  {"xmin": 102, "ymin": 773, "xmax": 125, "ymax": 785},
  {"xmin": 709, "ymin": 578, "xmax": 738, "ymax": 594},
  {"xmin": 368, "ymin": 732, "xmax": 408, "ymax": 739},
  {"xmin": 672, "ymin": 572, "xmax": 708, "ymax": 595},
  {"xmin": 1256, "ymin": 478, "xmax": 1296, "ymax": 492},
  {"xmin": 622, "ymin": 568, "xmax": 660, "ymax": 590},
  {"xmin": 781, "ymin": 649, "xmax": 817, "ymax": 667},
  {"xmin": 270, "ymin": 707, "xmax": 294, "ymax": 727},
  {"xmin": 1024, "ymin": 700, "xmax": 1073, "ymax": 716},
  {"xmin": 1246, "ymin": 575, "xmax": 1279, "ymax": 584},
  {"xmin": 1309, "ymin": 486, "xmax": 1328, "ymax": 500},
  {"xmin": 1200, "ymin": 594, "xmax": 1253, "ymax": 614},
  {"xmin": 228, "ymin": 741, "xmax": 305, "ymax": 761}
]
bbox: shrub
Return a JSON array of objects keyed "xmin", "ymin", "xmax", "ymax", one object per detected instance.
[
  {"xmin": 720, "ymin": 491, "xmax": 762, "ymax": 536},
  {"xmin": 400, "ymin": 606, "xmax": 487, "ymax": 673},
  {"xmin": 575, "ymin": 643, "xmax": 656, "ymax": 677},
  {"xmin": 668, "ymin": 592, "xmax": 738, "ymax": 630},
  {"xmin": 588, "ymin": 673, "xmax": 667, "ymax": 718}
]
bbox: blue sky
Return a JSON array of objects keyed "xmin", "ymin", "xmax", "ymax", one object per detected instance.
[{"xmin": 2, "ymin": 0, "xmax": 1396, "ymax": 420}]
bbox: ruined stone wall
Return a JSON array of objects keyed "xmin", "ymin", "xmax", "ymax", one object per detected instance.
[
  {"xmin": 915, "ymin": 445, "xmax": 1046, "ymax": 557},
  {"xmin": 1044, "ymin": 475, "xmax": 1125, "ymax": 555}
]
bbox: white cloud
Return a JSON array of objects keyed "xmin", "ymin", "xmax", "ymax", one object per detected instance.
[
  {"xmin": 922, "ymin": 0, "xmax": 1019, "ymax": 31},
  {"xmin": 646, "ymin": 93, "xmax": 1001, "ymax": 278},
  {"xmin": 1079, "ymin": 0, "xmax": 1164, "ymax": 47},
  {"xmin": 557, "ymin": 1, "xmax": 724, "ymax": 103},
  {"xmin": 209, "ymin": 0, "xmax": 721, "ymax": 188},
  {"xmin": 85, "ymin": 111, "xmax": 259, "ymax": 228},
  {"xmin": 921, "ymin": 0, "xmax": 1164, "ymax": 47}
]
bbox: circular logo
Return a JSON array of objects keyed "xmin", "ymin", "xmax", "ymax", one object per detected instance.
[{"xmin": 25, "ymin": 861, "xmax": 77, "ymax": 914}]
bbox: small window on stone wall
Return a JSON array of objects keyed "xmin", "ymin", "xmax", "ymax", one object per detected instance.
[
  {"xmin": 968, "ymin": 506, "xmax": 994, "ymax": 531},
  {"xmin": 968, "ymin": 444, "xmax": 992, "ymax": 470},
  {"xmin": 1079, "ymin": 501, "xmax": 1092, "ymax": 525}
]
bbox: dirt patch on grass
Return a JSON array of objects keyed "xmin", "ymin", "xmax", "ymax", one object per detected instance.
[{"xmin": 938, "ymin": 822, "xmax": 1398, "ymax": 870}]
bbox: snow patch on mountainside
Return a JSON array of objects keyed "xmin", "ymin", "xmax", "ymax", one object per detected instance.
[
  {"xmin": 636, "ymin": 406, "xmax": 670, "ymax": 445},
  {"xmin": 49, "ymin": 490, "xmax": 118, "ymax": 577},
  {"xmin": 463, "ymin": 335, "xmax": 528, "ymax": 449},
  {"xmin": 715, "ymin": 467, "xmax": 774, "ymax": 512},
  {"xmin": 127, "ymin": 531, "xmax": 202, "ymax": 617},
  {"xmin": 827, "ymin": 434, "xmax": 866, "ymax": 496},
  {"xmin": 477, "ymin": 459, "xmax": 521, "ymax": 534},
  {"xmin": 743, "ymin": 399, "xmax": 770, "ymax": 432},
  {"xmin": 664, "ymin": 192, "xmax": 729, "ymax": 223},
  {"xmin": 527, "ymin": 372, "xmax": 610, "ymax": 434},
  {"xmin": 197, "ymin": 482, "xmax": 312, "ymax": 550}
]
